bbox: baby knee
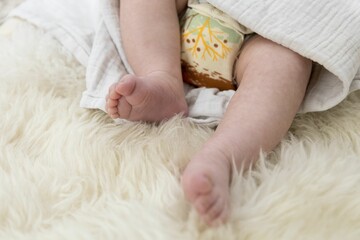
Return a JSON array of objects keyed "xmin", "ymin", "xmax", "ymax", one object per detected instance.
[{"xmin": 236, "ymin": 35, "xmax": 312, "ymax": 79}]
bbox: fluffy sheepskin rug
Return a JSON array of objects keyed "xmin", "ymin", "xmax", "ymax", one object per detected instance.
[
  {"xmin": 1, "ymin": 9, "xmax": 360, "ymax": 240},
  {"xmin": 0, "ymin": 0, "xmax": 22, "ymax": 24}
]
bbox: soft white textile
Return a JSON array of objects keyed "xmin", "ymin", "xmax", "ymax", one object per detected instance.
[
  {"xmin": 208, "ymin": 0, "xmax": 360, "ymax": 112},
  {"xmin": 9, "ymin": 0, "xmax": 360, "ymax": 121},
  {"xmin": 9, "ymin": 0, "xmax": 233, "ymax": 126}
]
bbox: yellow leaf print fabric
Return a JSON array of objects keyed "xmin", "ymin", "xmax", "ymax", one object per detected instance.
[{"xmin": 180, "ymin": 1, "xmax": 252, "ymax": 90}]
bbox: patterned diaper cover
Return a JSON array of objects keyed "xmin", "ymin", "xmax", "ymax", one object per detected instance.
[{"xmin": 180, "ymin": 0, "xmax": 252, "ymax": 90}]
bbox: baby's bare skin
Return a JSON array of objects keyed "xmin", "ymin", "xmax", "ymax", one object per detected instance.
[
  {"xmin": 109, "ymin": 0, "xmax": 312, "ymax": 226},
  {"xmin": 181, "ymin": 36, "xmax": 311, "ymax": 225},
  {"xmin": 106, "ymin": 72, "xmax": 187, "ymax": 121},
  {"xmin": 108, "ymin": 0, "xmax": 187, "ymax": 122}
]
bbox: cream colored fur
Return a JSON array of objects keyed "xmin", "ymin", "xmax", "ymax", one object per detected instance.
[
  {"xmin": 0, "ymin": 0, "xmax": 22, "ymax": 24},
  {"xmin": 1, "ymin": 12, "xmax": 360, "ymax": 240}
]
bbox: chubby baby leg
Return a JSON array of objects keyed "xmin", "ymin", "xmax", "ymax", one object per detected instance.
[
  {"xmin": 182, "ymin": 35, "xmax": 312, "ymax": 225},
  {"xmin": 106, "ymin": 0, "xmax": 188, "ymax": 122}
]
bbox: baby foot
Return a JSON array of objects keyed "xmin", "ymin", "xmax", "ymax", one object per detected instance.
[
  {"xmin": 106, "ymin": 72, "xmax": 188, "ymax": 122},
  {"xmin": 182, "ymin": 143, "xmax": 232, "ymax": 226}
]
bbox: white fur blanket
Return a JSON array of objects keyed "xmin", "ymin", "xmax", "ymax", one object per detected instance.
[{"xmin": 2, "ymin": 2, "xmax": 360, "ymax": 240}]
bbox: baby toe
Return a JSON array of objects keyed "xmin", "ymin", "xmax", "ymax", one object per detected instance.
[
  {"xmin": 109, "ymin": 88, "xmax": 121, "ymax": 99},
  {"xmin": 107, "ymin": 106, "xmax": 119, "ymax": 115},
  {"xmin": 110, "ymin": 113, "xmax": 120, "ymax": 119},
  {"xmin": 204, "ymin": 196, "xmax": 227, "ymax": 225},
  {"xmin": 117, "ymin": 97, "xmax": 133, "ymax": 119},
  {"xmin": 107, "ymin": 98, "xmax": 119, "ymax": 108},
  {"xmin": 182, "ymin": 173, "xmax": 213, "ymax": 202},
  {"xmin": 194, "ymin": 194, "xmax": 218, "ymax": 215}
]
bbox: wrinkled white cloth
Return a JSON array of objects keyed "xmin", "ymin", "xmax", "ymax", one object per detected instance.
[
  {"xmin": 8, "ymin": 0, "xmax": 360, "ymax": 126},
  {"xmin": 208, "ymin": 0, "xmax": 360, "ymax": 112},
  {"xmin": 10, "ymin": 0, "xmax": 233, "ymax": 126}
]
